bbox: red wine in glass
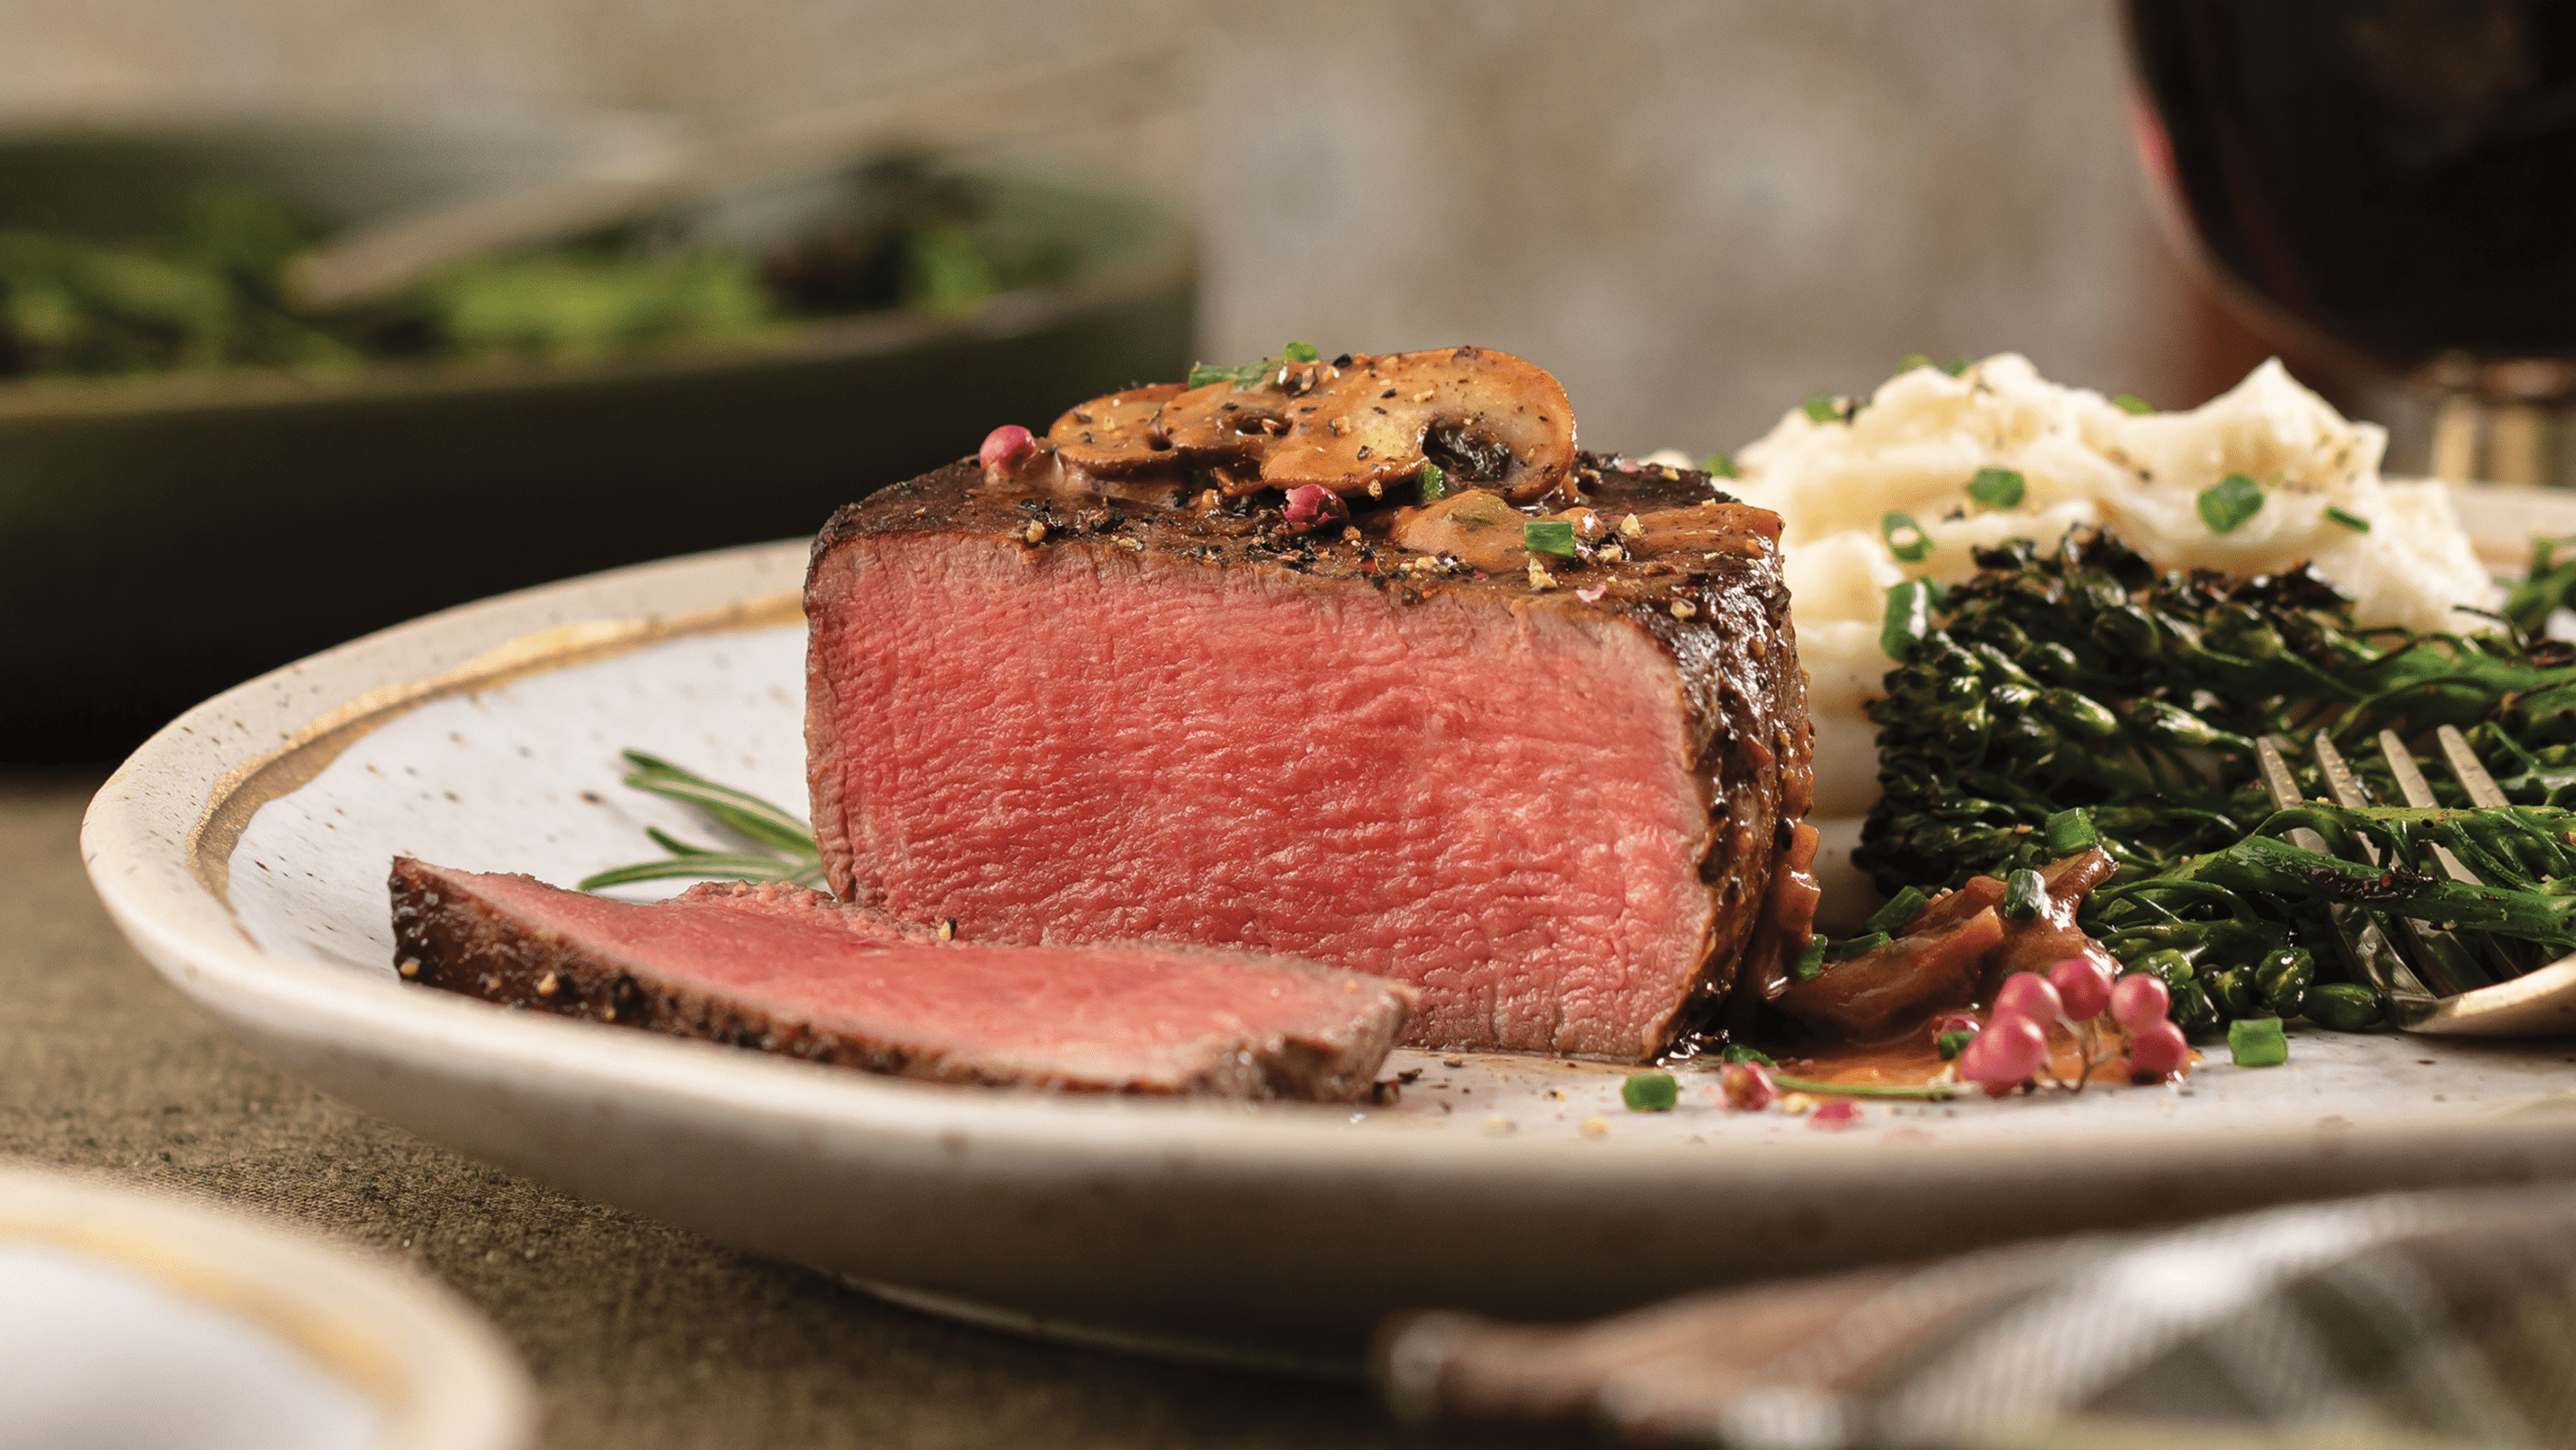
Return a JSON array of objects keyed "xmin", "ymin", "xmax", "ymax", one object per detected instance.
[{"xmin": 2123, "ymin": 0, "xmax": 2576, "ymax": 481}]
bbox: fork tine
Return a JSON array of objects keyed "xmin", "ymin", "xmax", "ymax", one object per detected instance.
[
  {"xmin": 2308, "ymin": 731, "xmax": 2375, "ymax": 813},
  {"xmin": 2377, "ymin": 730, "xmax": 2444, "ymax": 810},
  {"xmin": 2436, "ymin": 725, "xmax": 2510, "ymax": 809},
  {"xmin": 2313, "ymin": 732, "xmax": 2488, "ymax": 995},
  {"xmin": 2257, "ymin": 734, "xmax": 2436, "ymax": 1012},
  {"xmin": 2308, "ymin": 730, "xmax": 2365, "ymax": 810},
  {"xmin": 2384, "ymin": 728, "xmax": 2537, "ymax": 981},
  {"xmin": 2254, "ymin": 735, "xmax": 2316, "ymax": 831}
]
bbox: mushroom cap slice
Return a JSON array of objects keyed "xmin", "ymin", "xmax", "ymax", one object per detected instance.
[
  {"xmin": 1261, "ymin": 347, "xmax": 1576, "ymax": 503},
  {"xmin": 1391, "ymin": 488, "xmax": 1530, "ymax": 573},
  {"xmin": 1148, "ymin": 381, "xmax": 1281, "ymax": 474},
  {"xmin": 1048, "ymin": 383, "xmax": 1186, "ymax": 475},
  {"xmin": 1620, "ymin": 501, "xmax": 1784, "ymax": 558}
]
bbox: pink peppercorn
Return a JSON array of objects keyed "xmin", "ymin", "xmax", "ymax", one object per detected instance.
[
  {"xmin": 2112, "ymin": 973, "xmax": 2172, "ymax": 1034},
  {"xmin": 2049, "ymin": 958, "xmax": 2114, "ymax": 1021},
  {"xmin": 1990, "ymin": 972, "xmax": 2064, "ymax": 1028},
  {"xmin": 1722, "ymin": 1062, "xmax": 1778, "ymax": 1110},
  {"xmin": 1282, "ymin": 483, "xmax": 1349, "ymax": 529},
  {"xmin": 979, "ymin": 424, "xmax": 1035, "ymax": 470},
  {"xmin": 2129, "ymin": 1019, "xmax": 2190, "ymax": 1077},
  {"xmin": 1958, "ymin": 1016, "xmax": 2048, "ymax": 1095}
]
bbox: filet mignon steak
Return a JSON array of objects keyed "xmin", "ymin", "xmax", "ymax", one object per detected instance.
[
  {"xmin": 803, "ymin": 452, "xmax": 1811, "ymax": 1060},
  {"xmin": 390, "ymin": 858, "xmax": 1415, "ymax": 1100}
]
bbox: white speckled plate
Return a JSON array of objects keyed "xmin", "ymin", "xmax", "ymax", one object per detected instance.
[{"xmin": 79, "ymin": 488, "xmax": 2576, "ymax": 1370}]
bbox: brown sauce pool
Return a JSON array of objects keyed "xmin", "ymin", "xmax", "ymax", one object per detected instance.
[{"xmin": 1775, "ymin": 1021, "xmax": 2189, "ymax": 1092}]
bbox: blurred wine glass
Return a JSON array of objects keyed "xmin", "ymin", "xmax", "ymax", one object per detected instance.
[{"xmin": 2123, "ymin": 0, "xmax": 2576, "ymax": 485}]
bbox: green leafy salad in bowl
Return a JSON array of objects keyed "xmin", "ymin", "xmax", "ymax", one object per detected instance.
[{"xmin": 0, "ymin": 159, "xmax": 1046, "ymax": 379}]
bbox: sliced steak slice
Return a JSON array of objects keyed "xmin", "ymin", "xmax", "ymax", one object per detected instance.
[
  {"xmin": 803, "ymin": 453, "xmax": 1811, "ymax": 1060},
  {"xmin": 390, "ymin": 857, "xmax": 1414, "ymax": 1101}
]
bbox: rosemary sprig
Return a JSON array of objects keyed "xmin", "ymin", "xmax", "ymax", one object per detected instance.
[{"xmin": 578, "ymin": 750, "xmax": 826, "ymax": 892}]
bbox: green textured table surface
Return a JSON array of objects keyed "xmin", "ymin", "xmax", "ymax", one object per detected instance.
[{"xmin": 0, "ymin": 775, "xmax": 1425, "ymax": 1449}]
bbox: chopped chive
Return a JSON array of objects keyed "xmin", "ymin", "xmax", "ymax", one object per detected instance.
[
  {"xmin": 1719, "ymin": 1044, "xmax": 1775, "ymax": 1065},
  {"xmin": 1936, "ymin": 1030, "xmax": 1975, "ymax": 1061},
  {"xmin": 1966, "ymin": 466, "xmax": 2026, "ymax": 508},
  {"xmin": 2112, "ymin": 392, "xmax": 2155, "ymax": 415},
  {"xmin": 1801, "ymin": 392, "xmax": 1843, "ymax": 424},
  {"xmin": 1416, "ymin": 461, "xmax": 1447, "ymax": 503},
  {"xmin": 1622, "ymin": 1072, "xmax": 1681, "ymax": 1111},
  {"xmin": 2227, "ymin": 1016, "xmax": 2289, "ymax": 1067},
  {"xmin": 1703, "ymin": 453, "xmax": 1739, "ymax": 479},
  {"xmin": 1880, "ymin": 577, "xmax": 1938, "ymax": 661},
  {"xmin": 1824, "ymin": 931, "xmax": 1889, "ymax": 961},
  {"xmin": 1792, "ymin": 935, "xmax": 1827, "ymax": 980},
  {"xmin": 1280, "ymin": 341, "xmax": 1319, "ymax": 363},
  {"xmin": 1882, "ymin": 510, "xmax": 1931, "ymax": 563},
  {"xmin": 2198, "ymin": 472, "xmax": 2266, "ymax": 533},
  {"xmin": 1523, "ymin": 519, "xmax": 1579, "ymax": 556},
  {"xmin": 1944, "ymin": 356, "xmax": 1972, "ymax": 377},
  {"xmin": 2043, "ymin": 807, "xmax": 2098, "ymax": 854},
  {"xmin": 1770, "ymin": 1073, "xmax": 1962, "ymax": 1100},
  {"xmin": 2325, "ymin": 504, "xmax": 2370, "ymax": 532},
  {"xmin": 2001, "ymin": 868, "xmax": 2050, "ymax": 922},
  {"xmin": 1898, "ymin": 352, "xmax": 1933, "ymax": 373},
  {"xmin": 1188, "ymin": 359, "xmax": 1267, "ymax": 388},
  {"xmin": 1866, "ymin": 885, "xmax": 1930, "ymax": 937}
]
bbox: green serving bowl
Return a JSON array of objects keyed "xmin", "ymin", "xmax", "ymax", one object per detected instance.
[{"xmin": 0, "ymin": 117, "xmax": 1193, "ymax": 759}]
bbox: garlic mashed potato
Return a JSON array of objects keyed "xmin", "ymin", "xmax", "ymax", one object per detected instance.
[{"xmin": 1716, "ymin": 355, "xmax": 2498, "ymax": 817}]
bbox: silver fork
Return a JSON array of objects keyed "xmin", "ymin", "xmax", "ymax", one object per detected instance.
[
  {"xmin": 2377, "ymin": 726, "xmax": 2541, "ymax": 983},
  {"xmin": 2309, "ymin": 732, "xmax": 2493, "ymax": 996},
  {"xmin": 2255, "ymin": 730, "xmax": 2576, "ymax": 1036},
  {"xmin": 2253, "ymin": 734, "xmax": 2438, "ymax": 1027}
]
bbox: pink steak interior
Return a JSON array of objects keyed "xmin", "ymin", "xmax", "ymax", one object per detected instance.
[
  {"xmin": 450, "ymin": 870, "xmax": 1392, "ymax": 1088},
  {"xmin": 809, "ymin": 538, "xmax": 1716, "ymax": 1056}
]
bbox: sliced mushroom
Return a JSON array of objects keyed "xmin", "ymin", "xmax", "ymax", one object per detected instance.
[
  {"xmin": 1388, "ymin": 488, "xmax": 1523, "ymax": 572},
  {"xmin": 1618, "ymin": 501, "xmax": 1784, "ymax": 558},
  {"xmin": 1773, "ymin": 907, "xmax": 2004, "ymax": 1040},
  {"xmin": 1397, "ymin": 494, "xmax": 1626, "ymax": 574},
  {"xmin": 1047, "ymin": 384, "xmax": 1186, "ymax": 475},
  {"xmin": 1042, "ymin": 347, "xmax": 1578, "ymax": 502},
  {"xmin": 1982, "ymin": 849, "xmax": 2121, "ymax": 985},
  {"xmin": 1260, "ymin": 347, "xmax": 1576, "ymax": 503},
  {"xmin": 1150, "ymin": 380, "xmax": 1286, "ymax": 471}
]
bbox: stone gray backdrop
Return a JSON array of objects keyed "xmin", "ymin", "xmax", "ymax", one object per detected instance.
[{"xmin": 0, "ymin": 0, "xmax": 2275, "ymax": 454}]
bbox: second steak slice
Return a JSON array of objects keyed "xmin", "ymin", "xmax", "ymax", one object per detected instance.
[
  {"xmin": 804, "ymin": 457, "xmax": 1812, "ymax": 1060},
  {"xmin": 392, "ymin": 858, "xmax": 1413, "ymax": 1100}
]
